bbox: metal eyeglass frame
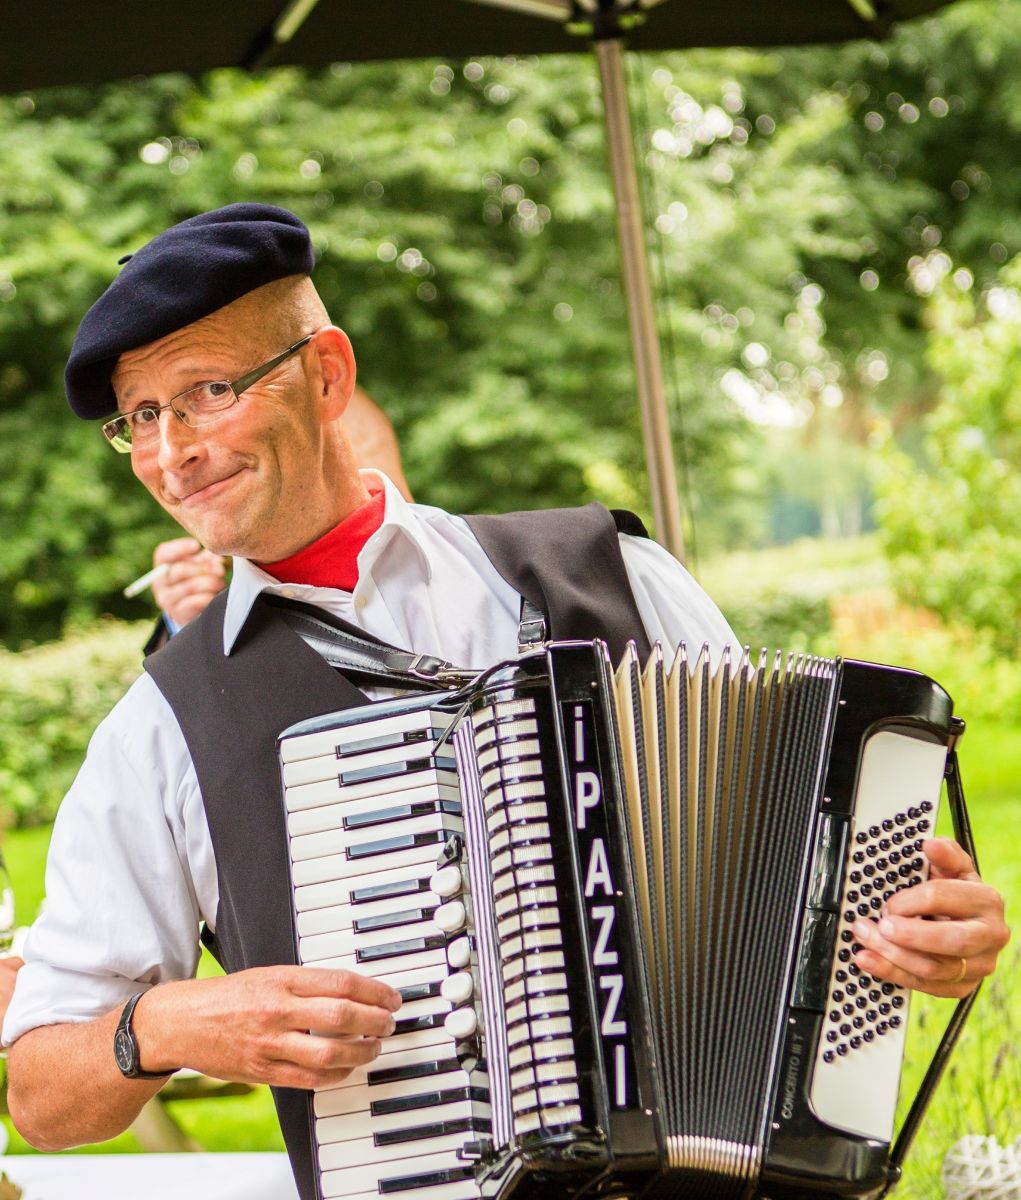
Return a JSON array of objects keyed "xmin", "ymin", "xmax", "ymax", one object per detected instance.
[{"xmin": 101, "ymin": 332, "xmax": 315, "ymax": 453}]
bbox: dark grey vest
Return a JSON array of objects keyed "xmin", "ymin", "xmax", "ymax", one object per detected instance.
[{"xmin": 144, "ymin": 503, "xmax": 650, "ymax": 1200}]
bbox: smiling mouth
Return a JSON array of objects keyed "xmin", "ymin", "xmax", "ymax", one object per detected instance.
[{"xmin": 174, "ymin": 469, "xmax": 244, "ymax": 504}]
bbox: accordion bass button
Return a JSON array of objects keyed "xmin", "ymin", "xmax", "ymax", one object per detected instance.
[
  {"xmin": 445, "ymin": 1007, "xmax": 479, "ymax": 1039},
  {"xmin": 432, "ymin": 865, "xmax": 464, "ymax": 898},
  {"xmin": 435, "ymin": 901, "xmax": 467, "ymax": 934},
  {"xmin": 442, "ymin": 972, "xmax": 475, "ymax": 1004}
]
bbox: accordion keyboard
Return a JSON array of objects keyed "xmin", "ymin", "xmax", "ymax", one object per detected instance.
[{"xmin": 281, "ymin": 707, "xmax": 487, "ymax": 1200}]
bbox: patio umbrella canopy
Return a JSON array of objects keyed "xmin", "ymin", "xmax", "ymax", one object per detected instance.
[
  {"xmin": 0, "ymin": 0, "xmax": 959, "ymax": 91},
  {"xmin": 0, "ymin": 0, "xmax": 964, "ymax": 554}
]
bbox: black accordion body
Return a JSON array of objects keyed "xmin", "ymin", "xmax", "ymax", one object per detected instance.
[{"xmin": 277, "ymin": 641, "xmax": 968, "ymax": 1200}]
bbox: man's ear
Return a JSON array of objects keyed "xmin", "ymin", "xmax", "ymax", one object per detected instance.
[{"xmin": 309, "ymin": 326, "xmax": 356, "ymax": 421}]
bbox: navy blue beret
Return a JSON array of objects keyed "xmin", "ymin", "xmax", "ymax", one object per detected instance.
[{"xmin": 65, "ymin": 203, "xmax": 315, "ymax": 419}]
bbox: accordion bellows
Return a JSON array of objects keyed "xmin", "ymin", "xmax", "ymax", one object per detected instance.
[{"xmin": 278, "ymin": 641, "xmax": 959, "ymax": 1200}]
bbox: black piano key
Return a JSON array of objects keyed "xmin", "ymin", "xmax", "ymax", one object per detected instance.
[
  {"xmin": 334, "ymin": 728, "xmax": 435, "ymax": 759},
  {"xmin": 374, "ymin": 1117, "xmax": 492, "ymax": 1148},
  {"xmin": 356, "ymin": 934, "xmax": 447, "ymax": 964},
  {"xmin": 351, "ymin": 876, "xmax": 430, "ymax": 905},
  {"xmin": 398, "ymin": 981, "xmax": 443, "ymax": 1004},
  {"xmin": 379, "ymin": 1166, "xmax": 476, "ymax": 1194},
  {"xmin": 394, "ymin": 1013, "xmax": 448, "ymax": 1036},
  {"xmin": 369, "ymin": 1056, "xmax": 462, "ymax": 1087},
  {"xmin": 344, "ymin": 799, "xmax": 462, "ymax": 830},
  {"xmin": 346, "ymin": 829, "xmax": 456, "ymax": 862},
  {"xmin": 353, "ymin": 906, "xmax": 435, "ymax": 934},
  {"xmin": 339, "ymin": 755, "xmax": 457, "ymax": 787},
  {"xmin": 371, "ymin": 1085, "xmax": 489, "ymax": 1117}
]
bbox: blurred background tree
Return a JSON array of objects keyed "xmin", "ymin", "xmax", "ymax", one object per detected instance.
[{"xmin": 0, "ymin": 0, "xmax": 1019, "ymax": 645}]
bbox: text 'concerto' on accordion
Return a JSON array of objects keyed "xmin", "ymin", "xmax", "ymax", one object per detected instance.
[{"xmin": 277, "ymin": 640, "xmax": 976, "ymax": 1200}]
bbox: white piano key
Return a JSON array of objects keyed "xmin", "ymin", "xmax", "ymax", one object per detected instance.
[
  {"xmin": 293, "ymin": 839, "xmax": 450, "ymax": 887},
  {"xmin": 296, "ymin": 887, "xmax": 439, "ymax": 937},
  {"xmin": 291, "ymin": 813, "xmax": 463, "ymax": 863},
  {"xmin": 281, "ymin": 710, "xmax": 452, "ymax": 764},
  {"xmin": 319, "ymin": 1129, "xmax": 474, "ymax": 1172},
  {"xmin": 311, "ymin": 946, "xmax": 450, "ymax": 980},
  {"xmin": 317, "ymin": 1097, "xmax": 486, "ymax": 1146},
  {"xmin": 322, "ymin": 1178, "xmax": 479, "ymax": 1200},
  {"xmin": 321, "ymin": 1151, "xmax": 476, "ymax": 1200},
  {"xmin": 306, "ymin": 915, "xmax": 444, "ymax": 972},
  {"xmin": 314, "ymin": 1066, "xmax": 481, "ymax": 1118},
  {"xmin": 284, "ymin": 740, "xmax": 450, "ymax": 790},
  {"xmin": 288, "ymin": 784, "xmax": 462, "ymax": 836},
  {"xmin": 285, "ymin": 767, "xmax": 459, "ymax": 812},
  {"xmin": 294, "ymin": 858, "xmax": 431, "ymax": 913},
  {"xmin": 314, "ymin": 1041, "xmax": 475, "ymax": 1104}
]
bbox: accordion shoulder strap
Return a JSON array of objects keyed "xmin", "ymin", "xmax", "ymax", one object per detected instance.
[
  {"xmin": 262, "ymin": 594, "xmax": 476, "ymax": 689},
  {"xmin": 464, "ymin": 502, "xmax": 652, "ymax": 661}
]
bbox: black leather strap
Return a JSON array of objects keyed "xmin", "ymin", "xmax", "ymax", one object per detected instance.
[{"xmin": 262, "ymin": 595, "xmax": 477, "ymax": 690}]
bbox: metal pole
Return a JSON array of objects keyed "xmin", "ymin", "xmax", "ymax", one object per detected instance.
[{"xmin": 594, "ymin": 36, "xmax": 686, "ymax": 560}]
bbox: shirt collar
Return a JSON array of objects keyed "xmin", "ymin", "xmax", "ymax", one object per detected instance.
[{"xmin": 221, "ymin": 470, "xmax": 432, "ymax": 655}]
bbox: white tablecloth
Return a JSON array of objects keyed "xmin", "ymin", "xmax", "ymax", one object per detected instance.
[{"xmin": 0, "ymin": 1152, "xmax": 299, "ymax": 1199}]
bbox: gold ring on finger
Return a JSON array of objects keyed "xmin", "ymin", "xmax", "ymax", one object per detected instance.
[{"xmin": 951, "ymin": 956, "xmax": 967, "ymax": 984}]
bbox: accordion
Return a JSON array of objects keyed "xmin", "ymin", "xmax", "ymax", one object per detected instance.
[{"xmin": 277, "ymin": 641, "xmax": 973, "ymax": 1200}]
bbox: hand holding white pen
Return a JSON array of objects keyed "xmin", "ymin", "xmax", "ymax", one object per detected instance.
[{"xmin": 124, "ymin": 538, "xmax": 227, "ymax": 626}]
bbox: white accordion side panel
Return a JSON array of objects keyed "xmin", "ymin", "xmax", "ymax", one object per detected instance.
[{"xmin": 809, "ymin": 729, "xmax": 947, "ymax": 1141}]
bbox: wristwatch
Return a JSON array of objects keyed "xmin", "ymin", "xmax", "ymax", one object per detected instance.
[{"xmin": 113, "ymin": 991, "xmax": 174, "ymax": 1080}]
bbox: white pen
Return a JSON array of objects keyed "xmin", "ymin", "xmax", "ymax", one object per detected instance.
[{"xmin": 122, "ymin": 563, "xmax": 169, "ymax": 599}]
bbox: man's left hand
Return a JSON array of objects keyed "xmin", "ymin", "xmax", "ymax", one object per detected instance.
[{"xmin": 853, "ymin": 837, "xmax": 1009, "ymax": 998}]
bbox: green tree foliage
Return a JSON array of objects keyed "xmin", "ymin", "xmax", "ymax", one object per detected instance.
[
  {"xmin": 876, "ymin": 256, "xmax": 1021, "ymax": 654},
  {"xmin": 0, "ymin": 1, "xmax": 1018, "ymax": 644}
]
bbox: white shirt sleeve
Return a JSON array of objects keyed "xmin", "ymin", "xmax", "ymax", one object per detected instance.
[
  {"xmin": 3, "ymin": 675, "xmax": 215, "ymax": 1045},
  {"xmin": 618, "ymin": 533, "xmax": 738, "ymax": 655}
]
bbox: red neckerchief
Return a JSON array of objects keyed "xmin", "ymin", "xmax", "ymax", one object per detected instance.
[{"xmin": 259, "ymin": 484, "xmax": 386, "ymax": 592}]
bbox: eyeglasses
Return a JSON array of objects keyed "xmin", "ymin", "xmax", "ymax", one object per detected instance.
[{"xmin": 101, "ymin": 333, "xmax": 315, "ymax": 453}]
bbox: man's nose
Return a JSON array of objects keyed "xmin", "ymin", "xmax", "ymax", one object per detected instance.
[{"xmin": 155, "ymin": 406, "xmax": 204, "ymax": 471}]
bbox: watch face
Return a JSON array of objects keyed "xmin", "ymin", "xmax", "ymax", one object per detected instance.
[{"xmin": 114, "ymin": 1028, "xmax": 135, "ymax": 1074}]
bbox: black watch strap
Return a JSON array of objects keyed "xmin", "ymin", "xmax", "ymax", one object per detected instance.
[{"xmin": 113, "ymin": 991, "xmax": 174, "ymax": 1080}]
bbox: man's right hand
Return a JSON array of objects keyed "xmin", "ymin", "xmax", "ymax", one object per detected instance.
[
  {"xmin": 135, "ymin": 967, "xmax": 403, "ymax": 1092},
  {"xmin": 7, "ymin": 966, "xmax": 402, "ymax": 1151},
  {"xmin": 151, "ymin": 537, "xmax": 226, "ymax": 627}
]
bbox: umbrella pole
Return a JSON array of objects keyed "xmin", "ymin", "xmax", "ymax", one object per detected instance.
[{"xmin": 594, "ymin": 36, "xmax": 686, "ymax": 561}]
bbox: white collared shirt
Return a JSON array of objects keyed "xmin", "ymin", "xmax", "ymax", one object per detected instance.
[{"xmin": 4, "ymin": 473, "xmax": 735, "ymax": 1044}]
